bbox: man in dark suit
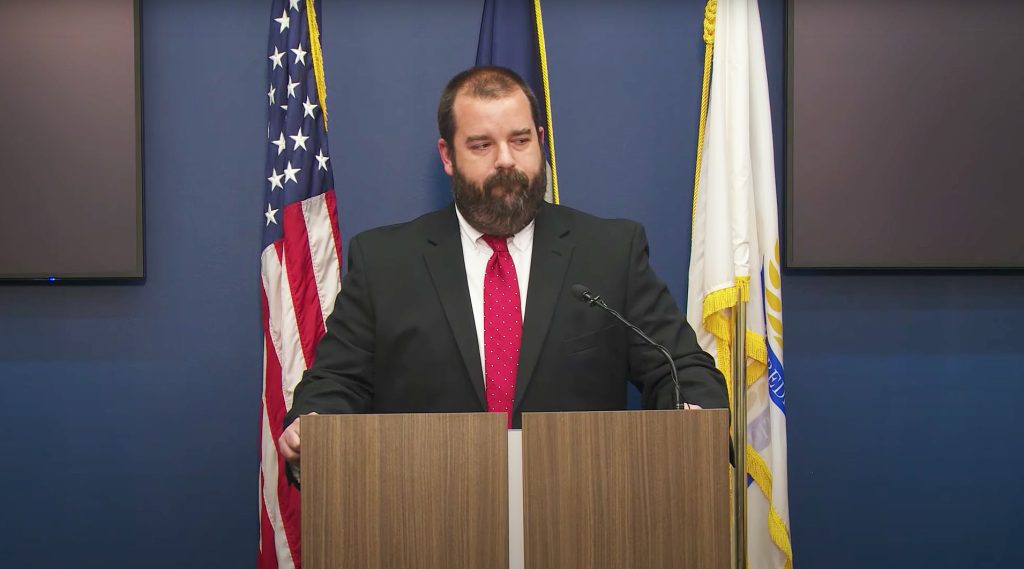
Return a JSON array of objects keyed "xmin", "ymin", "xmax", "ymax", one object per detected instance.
[{"xmin": 278, "ymin": 66, "xmax": 727, "ymax": 465}]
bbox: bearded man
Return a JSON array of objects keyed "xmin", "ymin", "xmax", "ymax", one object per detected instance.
[{"xmin": 279, "ymin": 67, "xmax": 727, "ymax": 465}]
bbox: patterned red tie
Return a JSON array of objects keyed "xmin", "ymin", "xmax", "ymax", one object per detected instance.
[{"xmin": 481, "ymin": 234, "xmax": 522, "ymax": 428}]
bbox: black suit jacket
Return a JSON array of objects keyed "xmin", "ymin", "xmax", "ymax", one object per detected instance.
[{"xmin": 285, "ymin": 202, "xmax": 727, "ymax": 428}]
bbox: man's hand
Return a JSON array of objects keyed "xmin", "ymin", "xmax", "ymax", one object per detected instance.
[{"xmin": 278, "ymin": 412, "xmax": 317, "ymax": 464}]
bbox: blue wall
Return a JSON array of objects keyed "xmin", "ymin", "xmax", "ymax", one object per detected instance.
[{"xmin": 1, "ymin": 1, "xmax": 1021, "ymax": 567}]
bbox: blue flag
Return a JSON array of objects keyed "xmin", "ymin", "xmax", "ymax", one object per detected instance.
[
  {"xmin": 476, "ymin": 0, "xmax": 544, "ymax": 100},
  {"xmin": 475, "ymin": 0, "xmax": 560, "ymax": 202}
]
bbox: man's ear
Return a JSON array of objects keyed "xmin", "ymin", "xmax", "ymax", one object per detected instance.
[
  {"xmin": 437, "ymin": 138, "xmax": 454, "ymax": 176},
  {"xmin": 537, "ymin": 126, "xmax": 545, "ymax": 147}
]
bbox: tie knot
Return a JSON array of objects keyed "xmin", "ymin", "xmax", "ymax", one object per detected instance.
[{"xmin": 482, "ymin": 234, "xmax": 510, "ymax": 253}]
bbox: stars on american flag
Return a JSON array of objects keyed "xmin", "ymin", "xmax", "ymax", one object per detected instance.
[
  {"xmin": 274, "ymin": 10, "xmax": 290, "ymax": 33},
  {"xmin": 302, "ymin": 96, "xmax": 318, "ymax": 119},
  {"xmin": 263, "ymin": 0, "xmax": 334, "ymax": 246},
  {"xmin": 271, "ymin": 133, "xmax": 287, "ymax": 155},
  {"xmin": 268, "ymin": 47, "xmax": 285, "ymax": 70},
  {"xmin": 290, "ymin": 128, "xmax": 308, "ymax": 151},
  {"xmin": 267, "ymin": 168, "xmax": 283, "ymax": 191},
  {"xmin": 315, "ymin": 149, "xmax": 330, "ymax": 171},
  {"xmin": 283, "ymin": 161, "xmax": 300, "ymax": 184},
  {"xmin": 291, "ymin": 44, "xmax": 307, "ymax": 66}
]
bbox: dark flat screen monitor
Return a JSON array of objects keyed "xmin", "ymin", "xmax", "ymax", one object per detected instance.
[
  {"xmin": 0, "ymin": 0, "xmax": 143, "ymax": 281},
  {"xmin": 786, "ymin": 0, "xmax": 1024, "ymax": 269}
]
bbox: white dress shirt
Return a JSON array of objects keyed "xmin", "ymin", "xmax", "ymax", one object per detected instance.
[{"xmin": 455, "ymin": 207, "xmax": 534, "ymax": 385}]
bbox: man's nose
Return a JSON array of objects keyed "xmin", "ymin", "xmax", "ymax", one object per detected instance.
[{"xmin": 494, "ymin": 142, "xmax": 515, "ymax": 170}]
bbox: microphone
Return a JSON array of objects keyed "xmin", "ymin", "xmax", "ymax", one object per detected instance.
[{"xmin": 570, "ymin": 284, "xmax": 686, "ymax": 410}]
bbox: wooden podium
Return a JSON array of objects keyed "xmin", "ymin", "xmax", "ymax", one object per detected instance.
[{"xmin": 302, "ymin": 410, "xmax": 729, "ymax": 569}]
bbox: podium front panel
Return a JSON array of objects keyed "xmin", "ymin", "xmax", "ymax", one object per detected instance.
[
  {"xmin": 522, "ymin": 410, "xmax": 729, "ymax": 569},
  {"xmin": 303, "ymin": 413, "xmax": 509, "ymax": 569}
]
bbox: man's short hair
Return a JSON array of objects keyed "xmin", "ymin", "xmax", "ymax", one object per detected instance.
[{"xmin": 437, "ymin": 66, "xmax": 543, "ymax": 148}]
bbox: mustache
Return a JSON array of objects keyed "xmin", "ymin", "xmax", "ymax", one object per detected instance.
[{"xmin": 483, "ymin": 168, "xmax": 530, "ymax": 194}]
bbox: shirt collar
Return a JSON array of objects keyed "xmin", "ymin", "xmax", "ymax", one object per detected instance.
[{"xmin": 455, "ymin": 205, "xmax": 535, "ymax": 254}]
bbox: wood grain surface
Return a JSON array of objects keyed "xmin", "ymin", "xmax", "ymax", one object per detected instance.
[
  {"xmin": 302, "ymin": 413, "xmax": 509, "ymax": 569},
  {"xmin": 522, "ymin": 410, "xmax": 729, "ymax": 569}
]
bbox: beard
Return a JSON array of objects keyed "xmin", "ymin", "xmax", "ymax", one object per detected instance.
[{"xmin": 451, "ymin": 159, "xmax": 547, "ymax": 236}]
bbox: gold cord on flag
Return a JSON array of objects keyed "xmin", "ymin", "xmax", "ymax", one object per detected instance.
[
  {"xmin": 691, "ymin": 0, "xmax": 717, "ymax": 227},
  {"xmin": 306, "ymin": 0, "xmax": 329, "ymax": 132},
  {"xmin": 533, "ymin": 0, "xmax": 559, "ymax": 204}
]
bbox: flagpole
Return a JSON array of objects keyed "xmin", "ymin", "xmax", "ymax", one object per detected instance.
[{"xmin": 732, "ymin": 302, "xmax": 747, "ymax": 569}]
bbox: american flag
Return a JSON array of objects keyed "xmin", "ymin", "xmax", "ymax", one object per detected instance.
[{"xmin": 259, "ymin": 0, "xmax": 341, "ymax": 567}]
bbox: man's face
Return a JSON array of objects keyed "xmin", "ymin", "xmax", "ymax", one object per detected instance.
[{"xmin": 438, "ymin": 89, "xmax": 546, "ymax": 236}]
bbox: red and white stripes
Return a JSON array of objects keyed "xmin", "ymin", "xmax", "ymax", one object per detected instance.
[{"xmin": 258, "ymin": 191, "xmax": 342, "ymax": 569}]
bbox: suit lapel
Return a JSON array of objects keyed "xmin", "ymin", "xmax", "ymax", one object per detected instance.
[
  {"xmin": 515, "ymin": 204, "xmax": 573, "ymax": 408},
  {"xmin": 422, "ymin": 205, "xmax": 487, "ymax": 408}
]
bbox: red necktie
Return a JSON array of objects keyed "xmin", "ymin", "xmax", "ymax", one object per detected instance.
[{"xmin": 481, "ymin": 235, "xmax": 522, "ymax": 428}]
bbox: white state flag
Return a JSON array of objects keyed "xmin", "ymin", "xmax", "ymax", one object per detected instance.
[{"xmin": 685, "ymin": 0, "xmax": 792, "ymax": 568}]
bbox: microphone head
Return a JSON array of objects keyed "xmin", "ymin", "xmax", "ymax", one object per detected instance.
[{"xmin": 570, "ymin": 284, "xmax": 592, "ymax": 303}]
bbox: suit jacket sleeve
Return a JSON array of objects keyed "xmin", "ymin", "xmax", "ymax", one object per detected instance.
[
  {"xmin": 284, "ymin": 234, "xmax": 375, "ymax": 428},
  {"xmin": 623, "ymin": 223, "xmax": 729, "ymax": 410}
]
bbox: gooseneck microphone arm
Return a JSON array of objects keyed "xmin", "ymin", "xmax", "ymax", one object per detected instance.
[{"xmin": 570, "ymin": 284, "xmax": 686, "ymax": 410}]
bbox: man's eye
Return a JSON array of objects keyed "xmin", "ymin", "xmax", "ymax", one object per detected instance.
[
  {"xmin": 513, "ymin": 138, "xmax": 529, "ymax": 145},
  {"xmin": 471, "ymin": 143, "xmax": 490, "ymax": 151}
]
